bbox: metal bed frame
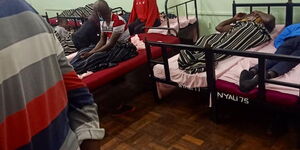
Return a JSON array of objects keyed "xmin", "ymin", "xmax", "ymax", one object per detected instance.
[
  {"xmin": 43, "ymin": 6, "xmax": 126, "ymax": 29},
  {"xmin": 41, "ymin": 12, "xmax": 49, "ymax": 23},
  {"xmin": 146, "ymin": 1, "xmax": 300, "ymax": 122},
  {"xmin": 164, "ymin": 0, "xmax": 200, "ymax": 41}
]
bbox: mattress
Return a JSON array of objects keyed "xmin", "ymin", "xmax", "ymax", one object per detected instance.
[
  {"xmin": 67, "ymin": 33, "xmax": 180, "ymax": 91},
  {"xmin": 48, "ymin": 17, "xmax": 82, "ymax": 28},
  {"xmin": 147, "ymin": 16, "xmax": 197, "ymax": 36},
  {"xmin": 153, "ymin": 25, "xmax": 285, "ymax": 98}
]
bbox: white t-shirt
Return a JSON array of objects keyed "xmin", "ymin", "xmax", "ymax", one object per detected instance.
[
  {"xmin": 55, "ymin": 26, "xmax": 69, "ymax": 38},
  {"xmin": 100, "ymin": 13, "xmax": 130, "ymax": 42}
]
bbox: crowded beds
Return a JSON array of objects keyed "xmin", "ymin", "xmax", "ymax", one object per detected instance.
[
  {"xmin": 147, "ymin": 1, "xmax": 300, "ymax": 120},
  {"xmin": 59, "ymin": 0, "xmax": 199, "ymax": 91}
]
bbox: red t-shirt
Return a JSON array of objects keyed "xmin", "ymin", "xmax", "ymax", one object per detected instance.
[{"xmin": 128, "ymin": 0, "xmax": 160, "ymax": 28}]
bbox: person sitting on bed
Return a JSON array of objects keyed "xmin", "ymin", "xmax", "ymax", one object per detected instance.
[
  {"xmin": 178, "ymin": 11, "xmax": 275, "ymax": 74},
  {"xmin": 55, "ymin": 18, "xmax": 69, "ymax": 38},
  {"xmin": 70, "ymin": 0, "xmax": 137, "ymax": 115},
  {"xmin": 54, "ymin": 18, "xmax": 78, "ymax": 56},
  {"xmin": 70, "ymin": 0, "xmax": 137, "ymax": 74},
  {"xmin": 239, "ymin": 23, "xmax": 300, "ymax": 92},
  {"xmin": 128, "ymin": 0, "xmax": 161, "ymax": 35}
]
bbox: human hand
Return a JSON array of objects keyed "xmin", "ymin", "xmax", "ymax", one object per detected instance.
[
  {"xmin": 234, "ymin": 13, "xmax": 247, "ymax": 21},
  {"xmin": 80, "ymin": 52, "xmax": 93, "ymax": 59},
  {"xmin": 80, "ymin": 140, "xmax": 101, "ymax": 150}
]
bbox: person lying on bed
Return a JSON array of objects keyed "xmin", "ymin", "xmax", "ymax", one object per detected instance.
[
  {"xmin": 70, "ymin": 0, "xmax": 137, "ymax": 75},
  {"xmin": 178, "ymin": 11, "xmax": 275, "ymax": 74},
  {"xmin": 239, "ymin": 23, "xmax": 300, "ymax": 92},
  {"xmin": 128, "ymin": 0, "xmax": 161, "ymax": 35}
]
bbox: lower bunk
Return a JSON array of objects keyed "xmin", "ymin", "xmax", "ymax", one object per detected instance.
[
  {"xmin": 151, "ymin": 25, "xmax": 284, "ymax": 99},
  {"xmin": 145, "ymin": 26, "xmax": 300, "ymax": 131},
  {"xmin": 68, "ymin": 33, "xmax": 180, "ymax": 91}
]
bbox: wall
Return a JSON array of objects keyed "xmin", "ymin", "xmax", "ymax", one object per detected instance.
[
  {"xmin": 26, "ymin": 0, "xmax": 179, "ymax": 17},
  {"xmin": 193, "ymin": 0, "xmax": 300, "ymax": 35},
  {"xmin": 27, "ymin": 0, "xmax": 300, "ymax": 35}
]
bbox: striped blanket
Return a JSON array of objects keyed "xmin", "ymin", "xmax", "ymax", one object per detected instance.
[{"xmin": 178, "ymin": 21, "xmax": 271, "ymax": 74}]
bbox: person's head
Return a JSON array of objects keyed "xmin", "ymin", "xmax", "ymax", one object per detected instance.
[
  {"xmin": 93, "ymin": 0, "xmax": 111, "ymax": 21},
  {"xmin": 57, "ymin": 18, "xmax": 68, "ymax": 28},
  {"xmin": 252, "ymin": 10, "xmax": 276, "ymax": 32}
]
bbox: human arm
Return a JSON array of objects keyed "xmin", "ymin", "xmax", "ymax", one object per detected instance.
[
  {"xmin": 274, "ymin": 24, "xmax": 297, "ymax": 48},
  {"xmin": 81, "ymin": 31, "xmax": 121, "ymax": 58},
  {"xmin": 54, "ymin": 37, "xmax": 104, "ymax": 149},
  {"xmin": 92, "ymin": 31, "xmax": 121, "ymax": 53},
  {"xmin": 145, "ymin": 0, "xmax": 160, "ymax": 31},
  {"xmin": 252, "ymin": 10, "xmax": 275, "ymax": 32},
  {"xmin": 80, "ymin": 32, "xmax": 107, "ymax": 58},
  {"xmin": 215, "ymin": 12, "xmax": 246, "ymax": 33},
  {"xmin": 252, "ymin": 10, "xmax": 273, "ymax": 24}
]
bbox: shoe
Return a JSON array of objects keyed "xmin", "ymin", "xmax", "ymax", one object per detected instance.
[
  {"xmin": 111, "ymin": 105, "xmax": 136, "ymax": 116},
  {"xmin": 239, "ymin": 70, "xmax": 259, "ymax": 93},
  {"xmin": 239, "ymin": 70, "xmax": 255, "ymax": 82}
]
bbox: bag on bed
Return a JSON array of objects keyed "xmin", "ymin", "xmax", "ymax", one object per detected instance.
[{"xmin": 178, "ymin": 21, "xmax": 271, "ymax": 74}]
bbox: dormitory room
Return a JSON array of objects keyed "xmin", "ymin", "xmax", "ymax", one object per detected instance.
[{"xmin": 3, "ymin": 0, "xmax": 300, "ymax": 149}]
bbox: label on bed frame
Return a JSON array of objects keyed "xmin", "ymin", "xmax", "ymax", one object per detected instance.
[{"xmin": 217, "ymin": 92, "xmax": 250, "ymax": 104}]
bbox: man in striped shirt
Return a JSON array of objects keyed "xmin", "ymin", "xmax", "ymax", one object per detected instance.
[
  {"xmin": 0, "ymin": 0, "xmax": 104, "ymax": 149},
  {"xmin": 178, "ymin": 11, "xmax": 275, "ymax": 74}
]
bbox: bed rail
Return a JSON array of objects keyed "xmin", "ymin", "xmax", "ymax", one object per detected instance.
[
  {"xmin": 145, "ymin": 40, "xmax": 300, "ymax": 121},
  {"xmin": 232, "ymin": 0, "xmax": 296, "ymax": 26},
  {"xmin": 112, "ymin": 7, "xmax": 126, "ymax": 15},
  {"xmin": 165, "ymin": 0, "xmax": 199, "ymax": 39},
  {"xmin": 146, "ymin": 1, "xmax": 300, "ymax": 122},
  {"xmin": 41, "ymin": 12, "xmax": 50, "ymax": 23},
  {"xmin": 144, "ymin": 26, "xmax": 178, "ymax": 37},
  {"xmin": 56, "ymin": 13, "xmax": 86, "ymax": 30}
]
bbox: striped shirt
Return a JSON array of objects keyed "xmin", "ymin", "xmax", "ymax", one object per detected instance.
[
  {"xmin": 0, "ymin": 0, "xmax": 105, "ymax": 150},
  {"xmin": 178, "ymin": 21, "xmax": 271, "ymax": 74}
]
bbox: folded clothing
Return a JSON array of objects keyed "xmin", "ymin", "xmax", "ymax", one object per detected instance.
[{"xmin": 131, "ymin": 35, "xmax": 145, "ymax": 50}]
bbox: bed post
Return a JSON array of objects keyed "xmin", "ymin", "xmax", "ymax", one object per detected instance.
[
  {"xmin": 194, "ymin": 0, "xmax": 200, "ymax": 40},
  {"xmin": 145, "ymin": 39, "xmax": 161, "ymax": 103},
  {"xmin": 204, "ymin": 46, "xmax": 219, "ymax": 123},
  {"xmin": 232, "ymin": 0, "xmax": 236, "ymax": 17},
  {"xmin": 165, "ymin": 0, "xmax": 171, "ymax": 35},
  {"xmin": 286, "ymin": 0, "xmax": 293, "ymax": 26},
  {"xmin": 257, "ymin": 58, "xmax": 266, "ymax": 102},
  {"xmin": 45, "ymin": 12, "xmax": 49, "ymax": 23}
]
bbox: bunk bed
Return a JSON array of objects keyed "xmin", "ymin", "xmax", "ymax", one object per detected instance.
[
  {"xmin": 148, "ymin": 1, "xmax": 291, "ymax": 101},
  {"xmin": 44, "ymin": 6, "xmax": 127, "ymax": 30},
  {"xmin": 146, "ymin": 1, "xmax": 300, "ymax": 122}
]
